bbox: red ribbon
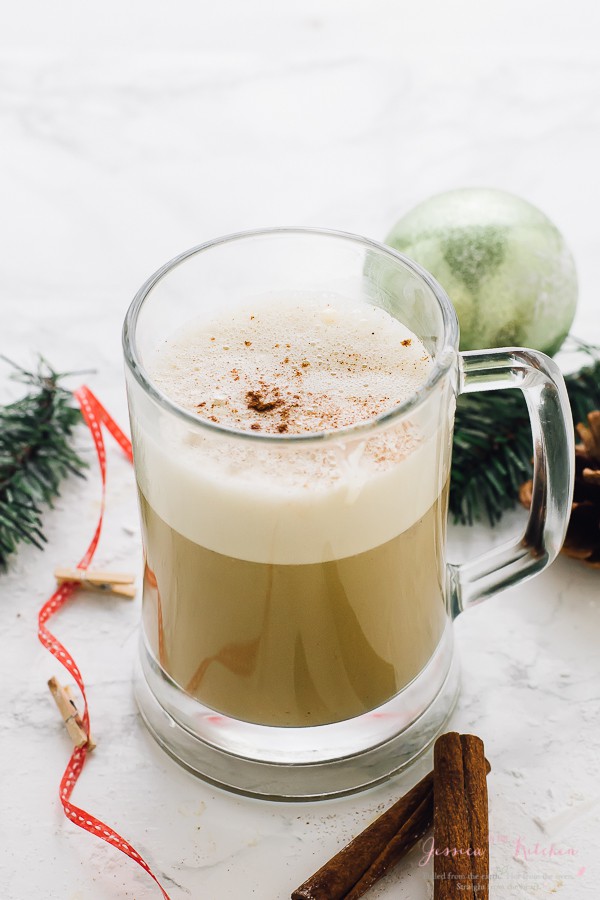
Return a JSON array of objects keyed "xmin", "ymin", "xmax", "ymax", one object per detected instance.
[{"xmin": 38, "ymin": 385, "xmax": 172, "ymax": 900}]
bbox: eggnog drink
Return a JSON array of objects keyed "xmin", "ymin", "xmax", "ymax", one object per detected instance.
[{"xmin": 137, "ymin": 296, "xmax": 449, "ymax": 727}]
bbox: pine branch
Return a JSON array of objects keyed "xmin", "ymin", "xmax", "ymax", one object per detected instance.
[
  {"xmin": 0, "ymin": 358, "xmax": 87, "ymax": 570},
  {"xmin": 450, "ymin": 341, "xmax": 600, "ymax": 526}
]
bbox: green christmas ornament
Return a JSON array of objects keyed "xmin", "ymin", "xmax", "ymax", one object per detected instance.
[{"xmin": 385, "ymin": 188, "xmax": 578, "ymax": 355}]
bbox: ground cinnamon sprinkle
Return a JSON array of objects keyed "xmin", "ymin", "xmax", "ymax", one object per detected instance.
[
  {"xmin": 245, "ymin": 384, "xmax": 299, "ymax": 433},
  {"xmin": 246, "ymin": 389, "xmax": 284, "ymax": 413},
  {"xmin": 157, "ymin": 303, "xmax": 433, "ymax": 439}
]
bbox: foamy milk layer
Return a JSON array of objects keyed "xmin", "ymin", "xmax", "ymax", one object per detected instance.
[{"xmin": 134, "ymin": 295, "xmax": 448, "ymax": 564}]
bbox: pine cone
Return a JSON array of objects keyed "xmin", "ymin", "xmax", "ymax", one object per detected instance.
[{"xmin": 519, "ymin": 410, "xmax": 600, "ymax": 568}]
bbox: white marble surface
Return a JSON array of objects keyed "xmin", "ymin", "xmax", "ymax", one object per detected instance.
[{"xmin": 2, "ymin": 2, "xmax": 600, "ymax": 898}]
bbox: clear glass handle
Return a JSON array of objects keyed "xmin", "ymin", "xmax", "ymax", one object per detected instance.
[{"xmin": 448, "ymin": 348, "xmax": 575, "ymax": 616}]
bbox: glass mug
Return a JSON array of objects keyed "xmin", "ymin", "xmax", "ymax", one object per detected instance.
[{"xmin": 123, "ymin": 228, "xmax": 574, "ymax": 799}]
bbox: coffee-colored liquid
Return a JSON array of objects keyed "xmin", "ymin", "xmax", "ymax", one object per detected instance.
[{"xmin": 140, "ymin": 485, "xmax": 448, "ymax": 727}]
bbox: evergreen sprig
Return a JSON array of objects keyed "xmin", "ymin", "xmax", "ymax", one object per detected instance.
[
  {"xmin": 450, "ymin": 340, "xmax": 600, "ymax": 525},
  {"xmin": 0, "ymin": 358, "xmax": 87, "ymax": 570}
]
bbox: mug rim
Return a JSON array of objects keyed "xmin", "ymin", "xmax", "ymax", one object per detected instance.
[{"xmin": 122, "ymin": 225, "xmax": 460, "ymax": 444}]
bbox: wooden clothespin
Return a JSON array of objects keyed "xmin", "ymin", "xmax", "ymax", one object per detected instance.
[
  {"xmin": 48, "ymin": 676, "xmax": 96, "ymax": 751},
  {"xmin": 54, "ymin": 567, "xmax": 136, "ymax": 599}
]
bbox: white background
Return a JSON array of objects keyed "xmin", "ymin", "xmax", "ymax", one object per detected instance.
[{"xmin": 1, "ymin": 2, "xmax": 599, "ymax": 898}]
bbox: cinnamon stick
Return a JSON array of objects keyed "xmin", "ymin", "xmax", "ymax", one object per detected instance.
[
  {"xmin": 434, "ymin": 732, "xmax": 489, "ymax": 898},
  {"xmin": 461, "ymin": 734, "xmax": 489, "ymax": 899},
  {"xmin": 291, "ymin": 736, "xmax": 490, "ymax": 900},
  {"xmin": 343, "ymin": 790, "xmax": 433, "ymax": 900},
  {"xmin": 291, "ymin": 772, "xmax": 433, "ymax": 899}
]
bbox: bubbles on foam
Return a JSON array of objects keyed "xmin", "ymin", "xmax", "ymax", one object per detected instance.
[{"xmin": 149, "ymin": 295, "xmax": 433, "ymax": 437}]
